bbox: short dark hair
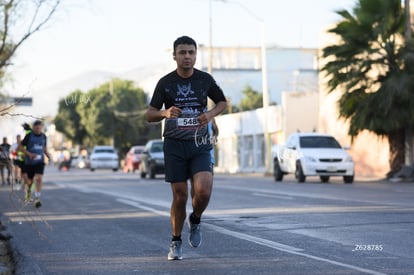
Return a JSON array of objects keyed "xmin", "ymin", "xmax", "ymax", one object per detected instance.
[
  {"xmin": 173, "ymin": 36, "xmax": 197, "ymax": 54},
  {"xmin": 33, "ymin": 120, "xmax": 43, "ymax": 126}
]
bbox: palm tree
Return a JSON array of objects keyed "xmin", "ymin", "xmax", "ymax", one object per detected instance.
[{"xmin": 321, "ymin": 0, "xmax": 414, "ymax": 176}]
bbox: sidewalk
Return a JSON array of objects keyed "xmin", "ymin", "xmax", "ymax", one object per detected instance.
[
  {"xmin": 0, "ymin": 183, "xmax": 24, "ymax": 275},
  {"xmin": 0, "ymin": 218, "xmax": 14, "ymax": 275}
]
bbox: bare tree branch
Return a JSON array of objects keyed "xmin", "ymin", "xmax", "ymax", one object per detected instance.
[
  {"xmin": 0, "ymin": 0, "xmax": 61, "ymax": 69},
  {"xmin": 0, "ymin": 111, "xmax": 41, "ymax": 119},
  {"xmin": 0, "ymin": 0, "xmax": 60, "ymax": 120},
  {"xmin": 0, "ymin": 92, "xmax": 37, "ymax": 119},
  {"xmin": 0, "ymin": 0, "xmax": 14, "ymax": 56},
  {"xmin": 27, "ymin": 0, "xmax": 43, "ymax": 34}
]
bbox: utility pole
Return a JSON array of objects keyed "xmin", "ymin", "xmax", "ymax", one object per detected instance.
[
  {"xmin": 404, "ymin": 0, "xmax": 413, "ymax": 166},
  {"xmin": 208, "ymin": 0, "xmax": 213, "ymax": 75},
  {"xmin": 109, "ymin": 79, "xmax": 115, "ymax": 147},
  {"xmin": 260, "ymin": 21, "xmax": 271, "ymax": 174},
  {"xmin": 215, "ymin": 0, "xmax": 270, "ymax": 173},
  {"xmin": 234, "ymin": 2, "xmax": 270, "ymax": 173}
]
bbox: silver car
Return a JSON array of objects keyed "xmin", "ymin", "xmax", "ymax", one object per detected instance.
[{"xmin": 90, "ymin": 146, "xmax": 119, "ymax": 172}]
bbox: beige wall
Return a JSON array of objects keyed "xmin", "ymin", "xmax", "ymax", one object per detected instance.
[
  {"xmin": 318, "ymin": 88, "xmax": 389, "ymax": 178},
  {"xmin": 282, "ymin": 91, "xmax": 319, "ymax": 141}
]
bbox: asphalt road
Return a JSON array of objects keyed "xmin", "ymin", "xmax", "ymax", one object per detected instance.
[{"xmin": 0, "ymin": 167, "xmax": 413, "ymax": 275}]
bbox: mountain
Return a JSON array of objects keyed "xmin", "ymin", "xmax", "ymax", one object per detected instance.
[{"xmin": 31, "ymin": 70, "xmax": 114, "ymax": 116}]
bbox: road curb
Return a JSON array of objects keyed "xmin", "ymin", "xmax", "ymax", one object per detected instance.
[
  {"xmin": 8, "ymin": 230, "xmax": 43, "ymax": 275},
  {"xmin": 0, "ymin": 220, "xmax": 14, "ymax": 275},
  {"xmin": 0, "ymin": 217, "xmax": 43, "ymax": 275}
]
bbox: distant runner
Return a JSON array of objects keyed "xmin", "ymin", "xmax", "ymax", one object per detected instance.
[
  {"xmin": 11, "ymin": 134, "xmax": 23, "ymax": 187},
  {"xmin": 0, "ymin": 137, "xmax": 11, "ymax": 185},
  {"xmin": 18, "ymin": 120, "xmax": 50, "ymax": 208}
]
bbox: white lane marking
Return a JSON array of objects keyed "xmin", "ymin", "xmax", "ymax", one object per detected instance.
[
  {"xmin": 215, "ymin": 184, "xmax": 412, "ymax": 208},
  {"xmin": 252, "ymin": 192, "xmax": 294, "ymax": 200},
  {"xmin": 117, "ymin": 198, "xmax": 385, "ymax": 275},
  {"xmin": 54, "ymin": 181, "xmax": 387, "ymax": 275},
  {"xmin": 117, "ymin": 199, "xmax": 169, "ymax": 217},
  {"xmin": 205, "ymin": 223, "xmax": 303, "ymax": 252},
  {"xmin": 53, "ymin": 182, "xmax": 171, "ymax": 208},
  {"xmin": 206, "ymin": 224, "xmax": 386, "ymax": 275}
]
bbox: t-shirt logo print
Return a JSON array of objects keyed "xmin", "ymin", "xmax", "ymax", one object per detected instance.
[{"xmin": 177, "ymin": 83, "xmax": 195, "ymax": 98}]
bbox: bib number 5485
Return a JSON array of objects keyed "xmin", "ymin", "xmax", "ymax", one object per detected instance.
[{"xmin": 177, "ymin": 118, "xmax": 199, "ymax": 127}]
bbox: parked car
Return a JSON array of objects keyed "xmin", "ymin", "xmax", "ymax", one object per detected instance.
[
  {"xmin": 90, "ymin": 145, "xmax": 119, "ymax": 172},
  {"xmin": 140, "ymin": 139, "xmax": 164, "ymax": 179},
  {"xmin": 124, "ymin": 145, "xmax": 145, "ymax": 173},
  {"xmin": 272, "ymin": 133, "xmax": 354, "ymax": 183}
]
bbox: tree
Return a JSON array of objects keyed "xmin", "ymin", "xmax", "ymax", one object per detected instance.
[
  {"xmin": 0, "ymin": 0, "xmax": 61, "ymax": 80},
  {"xmin": 56, "ymin": 79, "xmax": 161, "ymax": 155},
  {"xmin": 109, "ymin": 79, "xmax": 157, "ymax": 154},
  {"xmin": 77, "ymin": 84, "xmax": 113, "ymax": 146},
  {"xmin": 321, "ymin": 0, "xmax": 414, "ymax": 176},
  {"xmin": 239, "ymin": 85, "xmax": 263, "ymax": 111},
  {"xmin": 0, "ymin": 0, "xmax": 61, "ymax": 117},
  {"xmin": 54, "ymin": 90, "xmax": 87, "ymax": 145}
]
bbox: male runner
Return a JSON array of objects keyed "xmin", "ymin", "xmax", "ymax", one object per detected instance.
[
  {"xmin": 11, "ymin": 135, "xmax": 23, "ymax": 186},
  {"xmin": 20, "ymin": 123, "xmax": 32, "ymax": 197},
  {"xmin": 18, "ymin": 120, "xmax": 50, "ymax": 208},
  {"xmin": 146, "ymin": 36, "xmax": 227, "ymax": 260},
  {"xmin": 0, "ymin": 137, "xmax": 11, "ymax": 185}
]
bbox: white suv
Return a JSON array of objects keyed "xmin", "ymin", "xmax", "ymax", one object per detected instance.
[
  {"xmin": 90, "ymin": 146, "xmax": 119, "ymax": 172},
  {"xmin": 272, "ymin": 133, "xmax": 354, "ymax": 183}
]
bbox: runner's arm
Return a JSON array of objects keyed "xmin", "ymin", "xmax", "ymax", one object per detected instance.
[
  {"xmin": 197, "ymin": 101, "xmax": 227, "ymax": 126},
  {"xmin": 44, "ymin": 146, "xmax": 51, "ymax": 160},
  {"xmin": 43, "ymin": 137, "xmax": 51, "ymax": 160},
  {"xmin": 147, "ymin": 79, "xmax": 173, "ymax": 123},
  {"xmin": 212, "ymin": 118, "xmax": 219, "ymax": 137},
  {"xmin": 18, "ymin": 143, "xmax": 35, "ymax": 159},
  {"xmin": 18, "ymin": 134, "xmax": 35, "ymax": 159},
  {"xmin": 146, "ymin": 105, "xmax": 182, "ymax": 122},
  {"xmin": 198, "ymin": 75, "xmax": 227, "ymax": 126}
]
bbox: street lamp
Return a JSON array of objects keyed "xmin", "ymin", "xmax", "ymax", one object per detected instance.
[
  {"xmin": 208, "ymin": 0, "xmax": 231, "ymax": 74},
  {"xmin": 208, "ymin": 1, "xmax": 270, "ymax": 106}
]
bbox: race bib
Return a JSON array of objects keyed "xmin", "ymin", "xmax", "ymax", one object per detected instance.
[{"xmin": 177, "ymin": 117, "xmax": 199, "ymax": 127}]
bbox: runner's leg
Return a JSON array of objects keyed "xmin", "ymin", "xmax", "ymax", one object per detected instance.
[
  {"xmin": 14, "ymin": 161, "xmax": 21, "ymax": 183},
  {"xmin": 33, "ymin": 173, "xmax": 43, "ymax": 207},
  {"xmin": 6, "ymin": 161, "xmax": 11, "ymax": 184},
  {"xmin": 0, "ymin": 165, "xmax": 4, "ymax": 185},
  {"xmin": 24, "ymin": 167, "xmax": 34, "ymax": 202},
  {"xmin": 190, "ymin": 171, "xmax": 213, "ymax": 218},
  {"xmin": 170, "ymin": 182, "xmax": 188, "ymax": 237},
  {"xmin": 34, "ymin": 174, "xmax": 43, "ymax": 196},
  {"xmin": 187, "ymin": 171, "xmax": 212, "ymax": 248}
]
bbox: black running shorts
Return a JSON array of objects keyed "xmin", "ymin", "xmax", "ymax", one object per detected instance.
[
  {"xmin": 20, "ymin": 162, "xmax": 27, "ymax": 174},
  {"xmin": 13, "ymin": 159, "xmax": 24, "ymax": 167},
  {"xmin": 25, "ymin": 164, "xmax": 45, "ymax": 180},
  {"xmin": 164, "ymin": 138, "xmax": 212, "ymax": 183}
]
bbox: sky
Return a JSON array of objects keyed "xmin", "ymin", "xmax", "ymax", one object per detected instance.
[{"xmin": 5, "ymin": 0, "xmax": 355, "ymax": 95}]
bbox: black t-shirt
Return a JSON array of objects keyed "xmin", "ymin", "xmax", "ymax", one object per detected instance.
[
  {"xmin": 150, "ymin": 69, "xmax": 226, "ymax": 140},
  {"xmin": 0, "ymin": 143, "xmax": 11, "ymax": 160}
]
